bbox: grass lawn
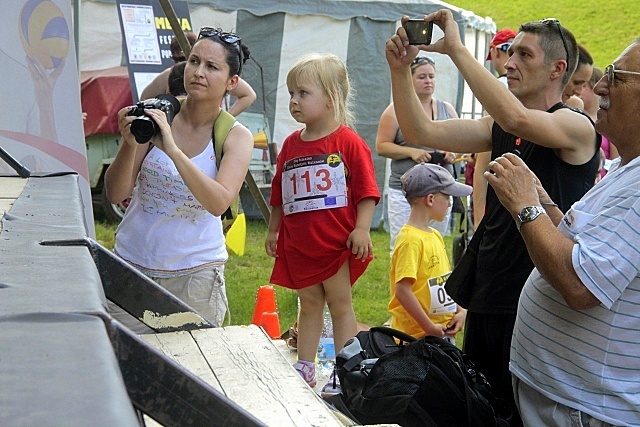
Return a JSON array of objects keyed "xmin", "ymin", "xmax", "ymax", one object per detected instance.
[
  {"xmin": 452, "ymin": 0, "xmax": 639, "ymax": 68},
  {"xmin": 94, "ymin": 215, "xmax": 462, "ymax": 334}
]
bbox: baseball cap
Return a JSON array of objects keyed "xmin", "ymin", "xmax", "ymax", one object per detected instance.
[
  {"xmin": 486, "ymin": 28, "xmax": 517, "ymax": 60},
  {"xmin": 401, "ymin": 163, "xmax": 473, "ymax": 198}
]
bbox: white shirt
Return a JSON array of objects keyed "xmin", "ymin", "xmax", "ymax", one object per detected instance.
[
  {"xmin": 510, "ymin": 157, "xmax": 640, "ymax": 426},
  {"xmin": 115, "ymin": 141, "xmax": 227, "ymax": 273}
]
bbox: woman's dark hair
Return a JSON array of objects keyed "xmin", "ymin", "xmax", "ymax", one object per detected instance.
[
  {"xmin": 194, "ymin": 29, "xmax": 251, "ymax": 77},
  {"xmin": 168, "ymin": 62, "xmax": 187, "ymax": 96}
]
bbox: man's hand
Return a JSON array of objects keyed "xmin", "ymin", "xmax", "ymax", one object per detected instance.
[
  {"xmin": 424, "ymin": 9, "xmax": 465, "ymax": 56},
  {"xmin": 484, "ymin": 152, "xmax": 541, "ymax": 216},
  {"xmin": 385, "ymin": 15, "xmax": 420, "ymax": 71},
  {"xmin": 386, "ymin": 10, "xmax": 467, "ymax": 72}
]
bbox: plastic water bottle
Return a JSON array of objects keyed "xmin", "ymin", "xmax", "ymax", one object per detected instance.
[{"xmin": 317, "ymin": 304, "xmax": 335, "ymax": 375}]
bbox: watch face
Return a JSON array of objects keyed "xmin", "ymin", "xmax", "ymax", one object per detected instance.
[
  {"xmin": 521, "ymin": 206, "xmax": 537, "ymax": 220},
  {"xmin": 517, "ymin": 206, "xmax": 545, "ymax": 230}
]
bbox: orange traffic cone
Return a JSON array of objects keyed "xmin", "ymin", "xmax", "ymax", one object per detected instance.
[
  {"xmin": 251, "ymin": 285, "xmax": 278, "ymax": 326},
  {"xmin": 260, "ymin": 312, "xmax": 282, "ymax": 339}
]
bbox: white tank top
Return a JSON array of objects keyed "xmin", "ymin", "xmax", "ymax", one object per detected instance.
[{"xmin": 114, "ymin": 140, "xmax": 227, "ymax": 273}]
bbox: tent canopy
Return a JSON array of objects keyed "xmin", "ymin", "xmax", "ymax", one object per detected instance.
[{"xmin": 80, "ymin": 0, "xmax": 496, "ymax": 225}]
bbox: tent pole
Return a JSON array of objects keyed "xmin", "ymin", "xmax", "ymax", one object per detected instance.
[
  {"xmin": 157, "ymin": 0, "xmax": 191, "ymax": 58},
  {"xmin": 73, "ymin": 0, "xmax": 80, "ymax": 69}
]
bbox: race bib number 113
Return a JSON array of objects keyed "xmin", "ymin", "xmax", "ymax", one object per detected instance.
[{"xmin": 282, "ymin": 153, "xmax": 348, "ymax": 215}]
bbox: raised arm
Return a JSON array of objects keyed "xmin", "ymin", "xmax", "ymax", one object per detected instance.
[
  {"xmin": 385, "ymin": 15, "xmax": 493, "ymax": 155},
  {"xmin": 227, "ymin": 77, "xmax": 257, "ymax": 116},
  {"xmin": 393, "ymin": 10, "xmax": 596, "ymax": 165}
]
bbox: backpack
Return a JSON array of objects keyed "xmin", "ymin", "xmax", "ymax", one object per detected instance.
[
  {"xmin": 213, "ymin": 109, "xmax": 240, "ymax": 234},
  {"xmin": 331, "ymin": 327, "xmax": 511, "ymax": 427}
]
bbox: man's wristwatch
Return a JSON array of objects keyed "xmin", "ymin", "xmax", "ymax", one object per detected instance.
[{"xmin": 515, "ymin": 206, "xmax": 546, "ymax": 231}]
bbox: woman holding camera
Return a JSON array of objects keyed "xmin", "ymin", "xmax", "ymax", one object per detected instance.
[
  {"xmin": 375, "ymin": 56, "xmax": 458, "ymax": 252},
  {"xmin": 105, "ymin": 28, "xmax": 254, "ymax": 329}
]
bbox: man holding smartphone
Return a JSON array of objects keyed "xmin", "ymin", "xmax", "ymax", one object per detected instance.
[{"xmin": 386, "ymin": 10, "xmax": 600, "ymax": 426}]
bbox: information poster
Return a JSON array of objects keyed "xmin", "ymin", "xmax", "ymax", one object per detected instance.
[
  {"xmin": 119, "ymin": 4, "xmax": 162, "ymax": 65},
  {"xmin": 116, "ymin": 0, "xmax": 192, "ymax": 102}
]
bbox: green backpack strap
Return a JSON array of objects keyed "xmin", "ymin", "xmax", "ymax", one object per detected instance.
[
  {"xmin": 213, "ymin": 109, "xmax": 237, "ymax": 167},
  {"xmin": 212, "ymin": 109, "xmax": 240, "ymax": 231}
]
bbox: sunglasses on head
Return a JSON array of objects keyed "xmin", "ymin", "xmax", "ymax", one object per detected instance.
[
  {"xmin": 539, "ymin": 18, "xmax": 569, "ymax": 62},
  {"xmin": 411, "ymin": 56, "xmax": 436, "ymax": 67},
  {"xmin": 197, "ymin": 27, "xmax": 242, "ymax": 44},
  {"xmin": 605, "ymin": 63, "xmax": 640, "ymax": 87}
]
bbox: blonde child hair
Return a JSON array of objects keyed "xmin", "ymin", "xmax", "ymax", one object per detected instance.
[{"xmin": 286, "ymin": 53, "xmax": 355, "ymax": 128}]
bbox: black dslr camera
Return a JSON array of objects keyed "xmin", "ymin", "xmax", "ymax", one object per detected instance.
[{"xmin": 127, "ymin": 94, "xmax": 181, "ymax": 144}]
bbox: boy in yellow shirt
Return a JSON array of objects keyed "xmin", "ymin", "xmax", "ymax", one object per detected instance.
[{"xmin": 389, "ymin": 163, "xmax": 470, "ymax": 342}]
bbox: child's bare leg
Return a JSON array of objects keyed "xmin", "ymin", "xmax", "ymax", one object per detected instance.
[
  {"xmin": 296, "ymin": 283, "xmax": 325, "ymax": 363},
  {"xmin": 323, "ymin": 261, "xmax": 357, "ymax": 353}
]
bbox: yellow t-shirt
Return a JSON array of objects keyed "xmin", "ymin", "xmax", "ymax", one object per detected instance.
[{"xmin": 389, "ymin": 224, "xmax": 456, "ymax": 338}]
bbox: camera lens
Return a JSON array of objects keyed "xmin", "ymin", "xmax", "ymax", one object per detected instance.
[{"xmin": 130, "ymin": 117, "xmax": 157, "ymax": 144}]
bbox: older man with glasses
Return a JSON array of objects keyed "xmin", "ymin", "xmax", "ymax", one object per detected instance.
[
  {"xmin": 485, "ymin": 39, "xmax": 640, "ymax": 427},
  {"xmin": 386, "ymin": 10, "xmax": 601, "ymax": 426}
]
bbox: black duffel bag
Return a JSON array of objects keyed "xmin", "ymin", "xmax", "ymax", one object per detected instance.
[{"xmin": 327, "ymin": 327, "xmax": 511, "ymax": 427}]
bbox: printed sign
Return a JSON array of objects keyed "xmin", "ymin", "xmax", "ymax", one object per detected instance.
[
  {"xmin": 116, "ymin": 0, "xmax": 192, "ymax": 102},
  {"xmin": 119, "ymin": 4, "xmax": 162, "ymax": 65}
]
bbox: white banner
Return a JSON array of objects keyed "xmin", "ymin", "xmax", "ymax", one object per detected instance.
[{"xmin": 0, "ymin": 0, "xmax": 94, "ymax": 236}]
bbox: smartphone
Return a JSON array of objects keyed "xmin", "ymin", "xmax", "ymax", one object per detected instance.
[{"xmin": 404, "ymin": 19, "xmax": 433, "ymax": 45}]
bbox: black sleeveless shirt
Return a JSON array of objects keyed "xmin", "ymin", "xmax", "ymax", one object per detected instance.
[{"xmin": 469, "ymin": 103, "xmax": 601, "ymax": 314}]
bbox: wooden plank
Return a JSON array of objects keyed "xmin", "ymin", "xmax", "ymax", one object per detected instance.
[
  {"xmin": 0, "ymin": 177, "xmax": 27, "ymax": 200},
  {"xmin": 0, "ymin": 177, "xmax": 27, "ymax": 229},
  {"xmin": 192, "ymin": 325, "xmax": 344, "ymax": 427},
  {"xmin": 140, "ymin": 331, "xmax": 222, "ymax": 392}
]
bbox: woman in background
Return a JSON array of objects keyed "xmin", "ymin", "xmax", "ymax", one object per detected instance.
[{"xmin": 376, "ymin": 56, "xmax": 458, "ymax": 251}]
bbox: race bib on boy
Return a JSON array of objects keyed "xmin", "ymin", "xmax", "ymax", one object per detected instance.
[
  {"xmin": 428, "ymin": 272, "xmax": 456, "ymax": 315},
  {"xmin": 282, "ymin": 153, "xmax": 348, "ymax": 215}
]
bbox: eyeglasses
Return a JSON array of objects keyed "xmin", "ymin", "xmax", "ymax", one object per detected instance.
[
  {"xmin": 495, "ymin": 43, "xmax": 511, "ymax": 53},
  {"xmin": 540, "ymin": 18, "xmax": 569, "ymax": 62},
  {"xmin": 197, "ymin": 27, "xmax": 243, "ymax": 73},
  {"xmin": 411, "ymin": 56, "xmax": 436, "ymax": 68},
  {"xmin": 605, "ymin": 63, "xmax": 640, "ymax": 87}
]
